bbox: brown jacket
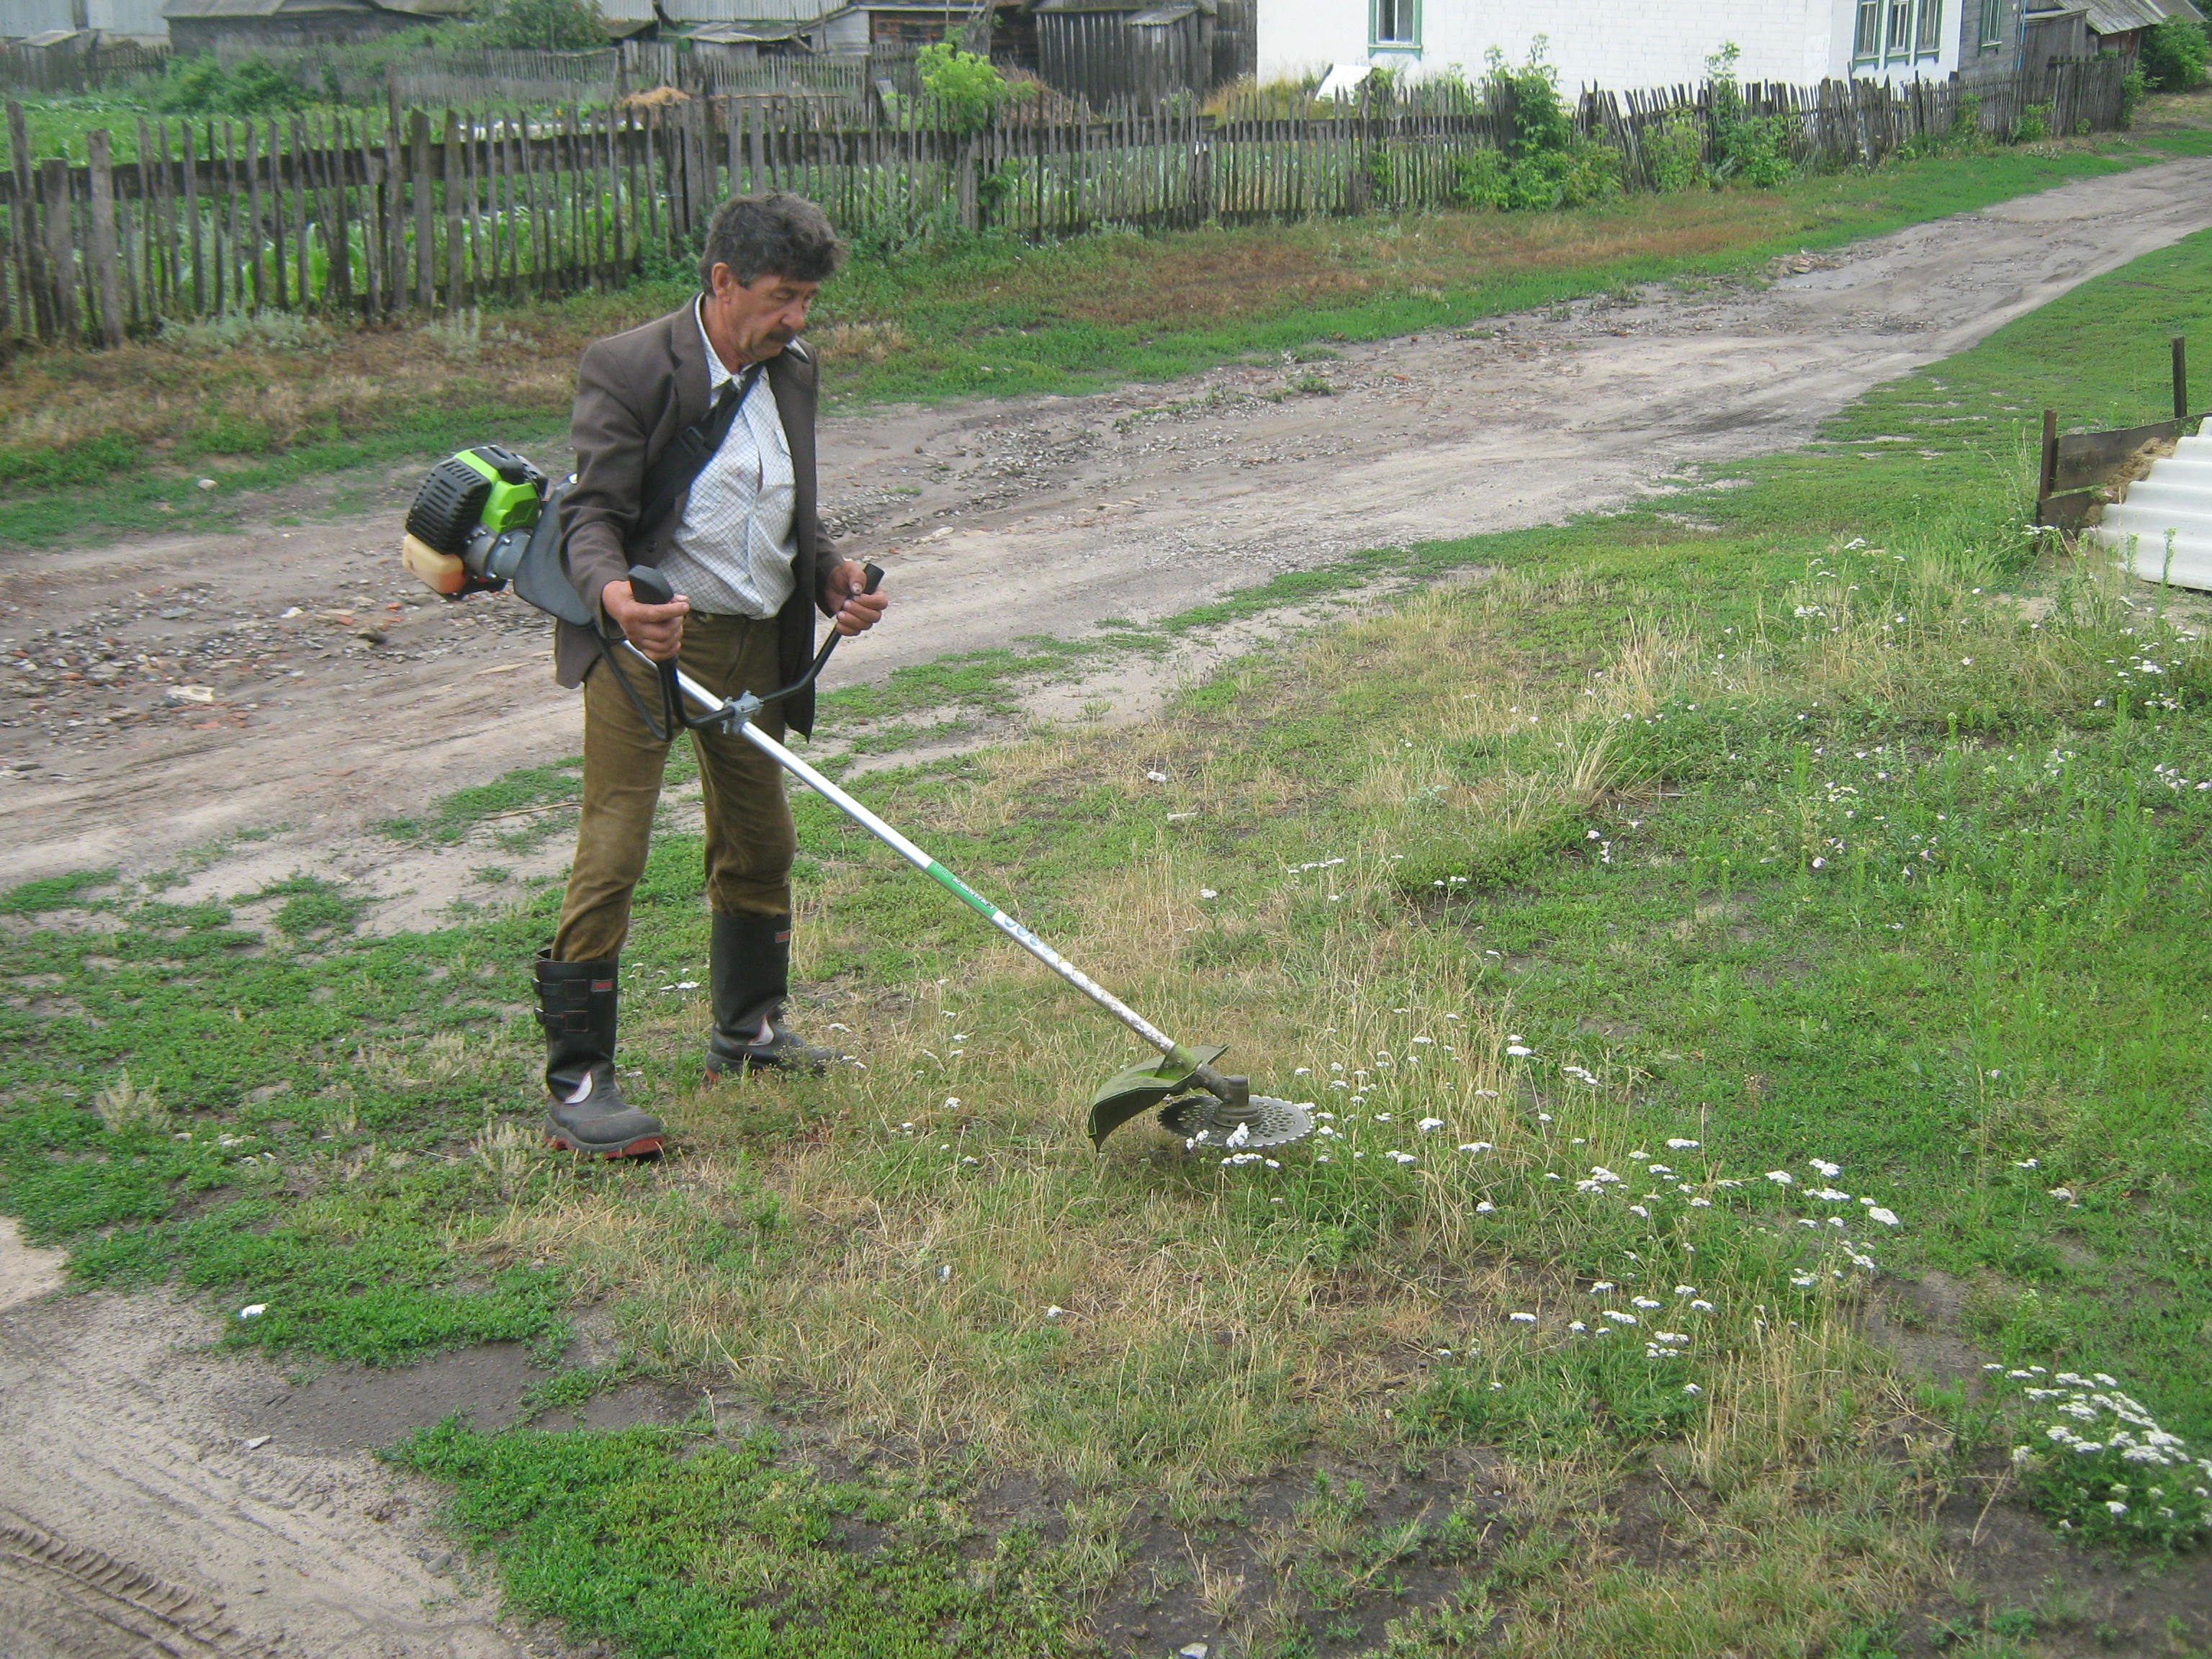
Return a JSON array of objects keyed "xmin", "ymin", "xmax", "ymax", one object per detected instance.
[{"xmin": 554, "ymin": 301, "xmax": 838, "ymax": 737}]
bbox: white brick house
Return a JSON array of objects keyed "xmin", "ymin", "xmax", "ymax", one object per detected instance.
[{"xmin": 1256, "ymin": 0, "xmax": 2008, "ymax": 90}]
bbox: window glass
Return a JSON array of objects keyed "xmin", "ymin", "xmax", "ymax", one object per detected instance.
[
  {"xmin": 1887, "ymin": 0, "xmax": 1915, "ymax": 56},
  {"xmin": 1915, "ymin": 0, "xmax": 1943, "ymax": 55},
  {"xmin": 1372, "ymin": 0, "xmax": 1419, "ymax": 47},
  {"xmin": 1855, "ymin": 0, "xmax": 1884, "ymax": 59}
]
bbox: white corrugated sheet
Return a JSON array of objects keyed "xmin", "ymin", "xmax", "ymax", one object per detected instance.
[
  {"xmin": 657, "ymin": 0, "xmax": 837, "ymax": 21},
  {"xmin": 2090, "ymin": 431, "xmax": 2212, "ymax": 588},
  {"xmin": 89, "ymin": 0, "xmax": 170, "ymax": 31},
  {"xmin": 0, "ymin": 0, "xmax": 76, "ymax": 38}
]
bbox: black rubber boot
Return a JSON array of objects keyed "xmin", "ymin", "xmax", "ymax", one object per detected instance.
[
  {"xmin": 706, "ymin": 912, "xmax": 837, "ymax": 1077},
  {"xmin": 534, "ymin": 950, "xmax": 667, "ymax": 1157}
]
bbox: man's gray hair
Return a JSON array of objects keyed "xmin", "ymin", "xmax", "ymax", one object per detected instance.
[{"xmin": 698, "ymin": 192, "xmax": 847, "ymax": 289}]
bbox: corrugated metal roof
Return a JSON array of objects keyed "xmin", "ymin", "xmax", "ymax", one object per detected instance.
[
  {"xmin": 687, "ymin": 17, "xmax": 807, "ymax": 41},
  {"xmin": 1128, "ymin": 1, "xmax": 1196, "ymax": 22},
  {"xmin": 164, "ymin": 0, "xmax": 377, "ymax": 17},
  {"xmin": 659, "ymin": 0, "xmax": 834, "ymax": 19}
]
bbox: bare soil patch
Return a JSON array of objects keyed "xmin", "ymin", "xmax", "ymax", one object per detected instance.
[{"xmin": 6, "ymin": 159, "xmax": 2209, "ymax": 927}]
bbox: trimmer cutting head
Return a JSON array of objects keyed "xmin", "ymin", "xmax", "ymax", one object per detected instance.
[
  {"xmin": 1087, "ymin": 1043, "xmax": 1315, "ymax": 1151},
  {"xmin": 1161, "ymin": 1092, "xmax": 1315, "ymax": 1150}
]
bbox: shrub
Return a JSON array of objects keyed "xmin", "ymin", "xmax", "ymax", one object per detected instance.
[
  {"xmin": 917, "ymin": 42, "xmax": 1007, "ymax": 134},
  {"xmin": 1707, "ymin": 42, "xmax": 1798, "ymax": 187},
  {"xmin": 2121, "ymin": 65, "xmax": 2149, "ymax": 127},
  {"xmin": 1449, "ymin": 146, "xmax": 1510, "ymax": 209},
  {"xmin": 151, "ymin": 54, "xmax": 307, "ymax": 117},
  {"xmin": 1447, "ymin": 41, "xmax": 1626, "ymax": 211},
  {"xmin": 2015, "ymin": 102, "xmax": 2053, "ymax": 140},
  {"xmin": 1646, "ymin": 114, "xmax": 1706, "ymax": 192},
  {"xmin": 2141, "ymin": 15, "xmax": 2210, "ymax": 90}
]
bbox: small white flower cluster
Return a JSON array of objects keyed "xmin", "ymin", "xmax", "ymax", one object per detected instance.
[
  {"xmin": 1991, "ymin": 1364, "xmax": 2212, "ymax": 1545},
  {"xmin": 2149, "ymin": 763, "xmax": 2212, "ymax": 793}
]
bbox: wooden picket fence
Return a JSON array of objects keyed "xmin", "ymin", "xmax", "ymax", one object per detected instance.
[{"xmin": 0, "ymin": 55, "xmax": 2131, "ymax": 351}]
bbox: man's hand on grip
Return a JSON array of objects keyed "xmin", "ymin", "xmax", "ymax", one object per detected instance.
[{"xmin": 603, "ymin": 579, "xmax": 689, "ymax": 661}]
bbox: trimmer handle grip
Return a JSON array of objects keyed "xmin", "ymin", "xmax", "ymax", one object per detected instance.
[
  {"xmin": 860, "ymin": 561, "xmax": 885, "ymax": 596},
  {"xmin": 625, "ymin": 564, "xmax": 677, "ymax": 607}
]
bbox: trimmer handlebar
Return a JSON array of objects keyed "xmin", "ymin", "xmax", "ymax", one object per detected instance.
[{"xmin": 619, "ymin": 560, "xmax": 884, "ymax": 734}]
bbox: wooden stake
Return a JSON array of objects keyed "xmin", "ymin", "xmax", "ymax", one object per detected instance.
[{"xmin": 86, "ymin": 128, "xmax": 122, "ymax": 346}]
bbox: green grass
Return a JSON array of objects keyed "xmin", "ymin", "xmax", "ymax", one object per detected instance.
[
  {"xmin": 391, "ymin": 1421, "xmax": 1078, "ymax": 1658},
  {"xmin": 6, "ymin": 192, "xmax": 2212, "ymax": 1658}
]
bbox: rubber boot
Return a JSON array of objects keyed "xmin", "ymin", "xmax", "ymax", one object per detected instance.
[
  {"xmin": 534, "ymin": 950, "xmax": 667, "ymax": 1157},
  {"xmin": 705, "ymin": 912, "xmax": 837, "ymax": 1077}
]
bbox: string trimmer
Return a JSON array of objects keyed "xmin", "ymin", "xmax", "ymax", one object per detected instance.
[
  {"xmin": 622, "ymin": 564, "xmax": 1313, "ymax": 1153},
  {"xmin": 392, "ymin": 444, "xmax": 1308, "ymax": 1151}
]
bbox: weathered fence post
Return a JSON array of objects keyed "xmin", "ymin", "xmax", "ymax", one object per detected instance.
[
  {"xmin": 1192, "ymin": 111, "xmax": 1214, "ymax": 223},
  {"xmin": 39, "ymin": 157, "xmax": 77, "ymax": 342},
  {"xmin": 956, "ymin": 132, "xmax": 979, "ymax": 233},
  {"xmin": 85, "ymin": 128, "xmax": 123, "ymax": 347},
  {"xmin": 443, "ymin": 109, "xmax": 464, "ymax": 310},
  {"xmin": 412, "ymin": 108, "xmax": 434, "ymax": 312},
  {"xmin": 8, "ymin": 102, "xmax": 50, "ymax": 342}
]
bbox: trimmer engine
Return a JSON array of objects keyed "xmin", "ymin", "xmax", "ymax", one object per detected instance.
[{"xmin": 400, "ymin": 445, "xmax": 549, "ymax": 598}]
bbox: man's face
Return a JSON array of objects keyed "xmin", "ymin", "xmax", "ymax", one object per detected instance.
[{"xmin": 705, "ymin": 264, "xmax": 819, "ymax": 362}]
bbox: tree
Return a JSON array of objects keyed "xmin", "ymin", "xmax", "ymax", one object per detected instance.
[
  {"xmin": 2141, "ymin": 15, "xmax": 2210, "ymax": 91},
  {"xmin": 467, "ymin": 0, "xmax": 607, "ymax": 53}
]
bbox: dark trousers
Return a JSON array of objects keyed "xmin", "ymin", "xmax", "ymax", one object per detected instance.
[{"xmin": 552, "ymin": 613, "xmax": 794, "ymax": 963}]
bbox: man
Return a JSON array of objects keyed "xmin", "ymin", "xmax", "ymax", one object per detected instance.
[{"xmin": 534, "ymin": 192, "xmax": 889, "ymax": 1158}]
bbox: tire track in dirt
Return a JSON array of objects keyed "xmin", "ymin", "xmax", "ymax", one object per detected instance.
[{"xmin": 0, "ymin": 1279, "xmax": 616, "ymax": 1659}]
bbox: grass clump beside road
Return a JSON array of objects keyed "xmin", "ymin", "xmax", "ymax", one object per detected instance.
[
  {"xmin": 7, "ymin": 207, "xmax": 2212, "ymax": 1659},
  {"xmin": 3, "ymin": 108, "xmax": 2211, "ymax": 551}
]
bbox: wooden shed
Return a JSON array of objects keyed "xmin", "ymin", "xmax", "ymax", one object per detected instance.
[
  {"xmin": 163, "ymin": 0, "xmax": 456, "ymax": 53},
  {"xmin": 2082, "ymin": 0, "xmax": 2206, "ymax": 57},
  {"xmin": 1036, "ymin": 0, "xmax": 1213, "ymax": 107}
]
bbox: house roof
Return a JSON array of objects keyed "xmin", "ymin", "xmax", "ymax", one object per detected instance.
[
  {"xmin": 683, "ymin": 17, "xmax": 813, "ymax": 42},
  {"xmin": 165, "ymin": 0, "xmax": 375, "ymax": 16},
  {"xmin": 2084, "ymin": 0, "xmax": 2202, "ymax": 29},
  {"xmin": 1128, "ymin": 1, "xmax": 1197, "ymax": 22}
]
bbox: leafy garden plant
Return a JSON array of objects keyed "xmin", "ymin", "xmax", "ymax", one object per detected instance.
[{"xmin": 1450, "ymin": 42, "xmax": 1625, "ymax": 212}]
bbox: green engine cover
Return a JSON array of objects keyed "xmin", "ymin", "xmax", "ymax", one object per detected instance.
[{"xmin": 457, "ymin": 447, "xmax": 543, "ymax": 536}]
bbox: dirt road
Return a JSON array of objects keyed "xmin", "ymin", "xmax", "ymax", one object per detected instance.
[{"xmin": 6, "ymin": 158, "xmax": 2211, "ymax": 900}]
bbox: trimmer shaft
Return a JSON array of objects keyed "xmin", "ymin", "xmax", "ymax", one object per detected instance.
[{"xmin": 1161, "ymin": 1093, "xmax": 1315, "ymax": 1150}]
